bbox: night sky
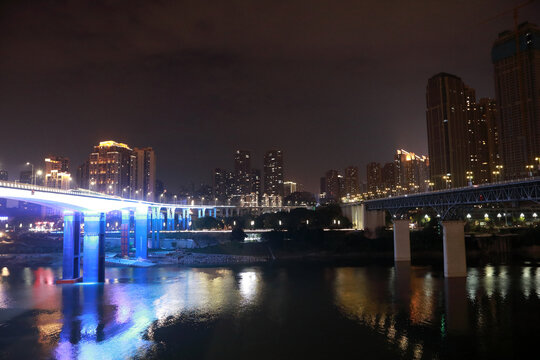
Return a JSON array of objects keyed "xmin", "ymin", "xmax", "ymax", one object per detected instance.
[{"xmin": 1, "ymin": 0, "xmax": 539, "ymax": 193}]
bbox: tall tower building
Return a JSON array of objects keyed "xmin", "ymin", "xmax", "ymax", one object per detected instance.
[
  {"xmin": 394, "ymin": 149, "xmax": 430, "ymax": 193},
  {"xmin": 88, "ymin": 141, "xmax": 136, "ymax": 197},
  {"xmin": 478, "ymin": 98, "xmax": 501, "ymax": 181},
  {"xmin": 426, "ymin": 73, "xmax": 469, "ymax": 189},
  {"xmin": 381, "ymin": 162, "xmax": 396, "ymax": 192},
  {"xmin": 343, "ymin": 166, "xmax": 359, "ymax": 197},
  {"xmin": 213, "ymin": 168, "xmax": 233, "ymax": 203},
  {"xmin": 133, "ymin": 147, "xmax": 156, "ymax": 201},
  {"xmin": 492, "ymin": 22, "xmax": 540, "ymax": 179},
  {"xmin": 234, "ymin": 150, "xmax": 252, "ymax": 196},
  {"xmin": 366, "ymin": 162, "xmax": 382, "ymax": 193},
  {"xmin": 324, "ymin": 170, "xmax": 341, "ymax": 201},
  {"xmin": 263, "ymin": 150, "xmax": 284, "ymax": 197}
]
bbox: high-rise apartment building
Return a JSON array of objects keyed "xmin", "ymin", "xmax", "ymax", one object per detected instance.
[
  {"xmin": 492, "ymin": 22, "xmax": 540, "ymax": 179},
  {"xmin": 343, "ymin": 166, "xmax": 359, "ymax": 197},
  {"xmin": 325, "ymin": 169, "xmax": 341, "ymax": 200},
  {"xmin": 88, "ymin": 141, "xmax": 136, "ymax": 197},
  {"xmin": 44, "ymin": 156, "xmax": 69, "ymax": 174},
  {"xmin": 478, "ymin": 98, "xmax": 501, "ymax": 181},
  {"xmin": 234, "ymin": 150, "xmax": 252, "ymax": 196},
  {"xmin": 76, "ymin": 160, "xmax": 90, "ymax": 189},
  {"xmin": 426, "ymin": 73, "xmax": 470, "ymax": 189},
  {"xmin": 133, "ymin": 147, "xmax": 156, "ymax": 201},
  {"xmin": 284, "ymin": 181, "xmax": 297, "ymax": 196},
  {"xmin": 213, "ymin": 168, "xmax": 232, "ymax": 203},
  {"xmin": 366, "ymin": 162, "xmax": 382, "ymax": 193},
  {"xmin": 251, "ymin": 169, "xmax": 262, "ymax": 202},
  {"xmin": 381, "ymin": 162, "xmax": 396, "ymax": 192},
  {"xmin": 263, "ymin": 150, "xmax": 284, "ymax": 197},
  {"xmin": 394, "ymin": 149, "xmax": 429, "ymax": 193}
]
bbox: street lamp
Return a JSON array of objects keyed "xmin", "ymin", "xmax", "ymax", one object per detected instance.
[
  {"xmin": 466, "ymin": 171, "xmax": 473, "ymax": 186},
  {"xmin": 526, "ymin": 165, "xmax": 534, "ymax": 177},
  {"xmin": 26, "ymin": 162, "xmax": 34, "ymax": 185},
  {"xmin": 442, "ymin": 174, "xmax": 451, "ymax": 189}
]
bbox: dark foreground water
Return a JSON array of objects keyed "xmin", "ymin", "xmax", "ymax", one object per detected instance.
[{"xmin": 0, "ymin": 262, "xmax": 539, "ymax": 359}]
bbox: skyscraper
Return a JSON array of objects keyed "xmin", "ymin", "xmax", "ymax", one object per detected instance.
[
  {"xmin": 325, "ymin": 169, "xmax": 340, "ymax": 201},
  {"xmin": 88, "ymin": 141, "xmax": 136, "ymax": 197},
  {"xmin": 492, "ymin": 22, "xmax": 540, "ymax": 179},
  {"xmin": 426, "ymin": 73, "xmax": 469, "ymax": 189},
  {"xmin": 366, "ymin": 162, "xmax": 382, "ymax": 193},
  {"xmin": 234, "ymin": 150, "xmax": 252, "ymax": 196},
  {"xmin": 133, "ymin": 147, "xmax": 156, "ymax": 201},
  {"xmin": 478, "ymin": 98, "xmax": 501, "ymax": 182},
  {"xmin": 381, "ymin": 162, "xmax": 396, "ymax": 192},
  {"xmin": 263, "ymin": 150, "xmax": 284, "ymax": 197},
  {"xmin": 394, "ymin": 149, "xmax": 429, "ymax": 193},
  {"xmin": 343, "ymin": 166, "xmax": 359, "ymax": 197}
]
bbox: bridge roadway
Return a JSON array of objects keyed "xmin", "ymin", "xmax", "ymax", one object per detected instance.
[
  {"xmin": 342, "ymin": 177, "xmax": 540, "ymax": 278},
  {"xmin": 0, "ymin": 181, "xmax": 301, "ymax": 283}
]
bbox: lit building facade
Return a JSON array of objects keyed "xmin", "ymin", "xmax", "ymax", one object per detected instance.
[
  {"xmin": 344, "ymin": 166, "xmax": 360, "ymax": 197},
  {"xmin": 394, "ymin": 149, "xmax": 429, "ymax": 193},
  {"xmin": 45, "ymin": 170, "xmax": 71, "ymax": 190},
  {"xmin": 324, "ymin": 169, "xmax": 341, "ymax": 201},
  {"xmin": 263, "ymin": 150, "xmax": 284, "ymax": 197},
  {"xmin": 234, "ymin": 150, "xmax": 252, "ymax": 196},
  {"xmin": 492, "ymin": 22, "xmax": 540, "ymax": 179},
  {"xmin": 133, "ymin": 147, "xmax": 156, "ymax": 201},
  {"xmin": 44, "ymin": 156, "xmax": 69, "ymax": 174},
  {"xmin": 88, "ymin": 141, "xmax": 136, "ymax": 197},
  {"xmin": 284, "ymin": 181, "xmax": 297, "ymax": 196},
  {"xmin": 426, "ymin": 73, "xmax": 469, "ymax": 189},
  {"xmin": 366, "ymin": 162, "xmax": 382, "ymax": 193}
]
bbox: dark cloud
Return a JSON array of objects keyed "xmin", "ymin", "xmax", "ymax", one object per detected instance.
[{"xmin": 1, "ymin": 0, "xmax": 539, "ymax": 192}]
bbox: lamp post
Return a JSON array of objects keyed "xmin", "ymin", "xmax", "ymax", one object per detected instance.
[
  {"xmin": 526, "ymin": 165, "xmax": 534, "ymax": 177},
  {"xmin": 26, "ymin": 162, "xmax": 34, "ymax": 185},
  {"xmin": 466, "ymin": 171, "xmax": 473, "ymax": 186}
]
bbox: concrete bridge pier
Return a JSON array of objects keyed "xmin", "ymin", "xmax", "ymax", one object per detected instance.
[
  {"xmin": 212, "ymin": 208, "xmax": 217, "ymax": 218},
  {"xmin": 120, "ymin": 210, "xmax": 131, "ymax": 257},
  {"xmin": 167, "ymin": 208, "xmax": 174, "ymax": 230},
  {"xmin": 442, "ymin": 221, "xmax": 467, "ymax": 277},
  {"xmin": 61, "ymin": 211, "xmax": 81, "ymax": 281},
  {"xmin": 135, "ymin": 207, "xmax": 148, "ymax": 259},
  {"xmin": 182, "ymin": 209, "xmax": 187, "ymax": 229},
  {"xmin": 150, "ymin": 207, "xmax": 160, "ymax": 249},
  {"xmin": 83, "ymin": 211, "xmax": 105, "ymax": 283},
  {"xmin": 393, "ymin": 219, "xmax": 411, "ymax": 262}
]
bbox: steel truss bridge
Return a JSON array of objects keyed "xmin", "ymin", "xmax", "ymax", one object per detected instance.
[{"xmin": 364, "ymin": 177, "xmax": 540, "ymax": 219}]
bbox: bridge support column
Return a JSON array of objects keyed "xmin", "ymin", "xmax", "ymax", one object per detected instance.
[
  {"xmin": 393, "ymin": 220, "xmax": 411, "ymax": 262},
  {"xmin": 120, "ymin": 210, "xmax": 130, "ymax": 257},
  {"xmin": 213, "ymin": 208, "xmax": 217, "ymax": 218},
  {"xmin": 62, "ymin": 211, "xmax": 81, "ymax": 281},
  {"xmin": 442, "ymin": 221, "xmax": 467, "ymax": 277},
  {"xmin": 225, "ymin": 208, "xmax": 229, "ymax": 217},
  {"xmin": 201, "ymin": 208, "xmax": 206, "ymax": 217},
  {"xmin": 83, "ymin": 212, "xmax": 105, "ymax": 283},
  {"xmin": 150, "ymin": 207, "xmax": 160, "ymax": 249},
  {"xmin": 182, "ymin": 209, "xmax": 187, "ymax": 229},
  {"xmin": 167, "ymin": 208, "xmax": 174, "ymax": 231},
  {"xmin": 135, "ymin": 207, "xmax": 148, "ymax": 259}
]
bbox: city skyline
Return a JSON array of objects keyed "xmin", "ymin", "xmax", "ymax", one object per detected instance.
[{"xmin": 2, "ymin": 1, "xmax": 539, "ymax": 193}]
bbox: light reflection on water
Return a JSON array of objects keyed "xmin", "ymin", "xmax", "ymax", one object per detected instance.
[{"xmin": 0, "ymin": 263, "xmax": 538, "ymax": 359}]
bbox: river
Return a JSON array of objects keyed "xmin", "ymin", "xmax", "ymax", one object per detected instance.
[{"xmin": 0, "ymin": 262, "xmax": 538, "ymax": 359}]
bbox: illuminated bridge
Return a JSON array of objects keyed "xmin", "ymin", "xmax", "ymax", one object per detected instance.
[
  {"xmin": 342, "ymin": 177, "xmax": 540, "ymax": 278},
  {"xmin": 0, "ymin": 181, "xmax": 296, "ymax": 284}
]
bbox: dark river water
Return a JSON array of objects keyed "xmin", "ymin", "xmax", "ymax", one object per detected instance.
[{"xmin": 0, "ymin": 262, "xmax": 539, "ymax": 359}]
